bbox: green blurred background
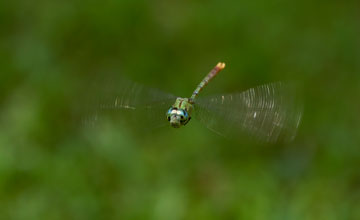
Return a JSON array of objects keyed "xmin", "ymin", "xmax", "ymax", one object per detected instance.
[{"xmin": 1, "ymin": 0, "xmax": 360, "ymax": 219}]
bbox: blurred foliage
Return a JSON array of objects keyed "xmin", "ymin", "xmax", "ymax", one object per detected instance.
[{"xmin": 1, "ymin": 0, "xmax": 360, "ymax": 219}]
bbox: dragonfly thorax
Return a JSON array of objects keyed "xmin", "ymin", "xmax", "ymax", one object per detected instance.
[{"xmin": 166, "ymin": 97, "xmax": 193, "ymax": 128}]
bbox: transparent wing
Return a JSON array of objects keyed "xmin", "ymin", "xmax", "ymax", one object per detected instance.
[
  {"xmin": 82, "ymin": 77, "xmax": 176, "ymax": 129},
  {"xmin": 193, "ymin": 82, "xmax": 303, "ymax": 143}
]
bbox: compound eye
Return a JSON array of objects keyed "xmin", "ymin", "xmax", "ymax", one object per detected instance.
[
  {"xmin": 167, "ymin": 108, "xmax": 173, "ymax": 115},
  {"xmin": 179, "ymin": 110, "xmax": 187, "ymax": 121}
]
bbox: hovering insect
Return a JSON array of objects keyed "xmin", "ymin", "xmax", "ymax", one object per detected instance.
[{"xmin": 89, "ymin": 62, "xmax": 302, "ymax": 142}]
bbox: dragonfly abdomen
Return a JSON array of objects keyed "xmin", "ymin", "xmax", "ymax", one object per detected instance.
[{"xmin": 190, "ymin": 62, "xmax": 225, "ymax": 100}]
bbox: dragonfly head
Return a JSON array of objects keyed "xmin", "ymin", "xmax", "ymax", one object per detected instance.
[{"xmin": 166, "ymin": 107, "xmax": 190, "ymax": 128}]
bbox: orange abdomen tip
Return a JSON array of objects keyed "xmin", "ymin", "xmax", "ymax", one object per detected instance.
[{"xmin": 216, "ymin": 62, "xmax": 226, "ymax": 70}]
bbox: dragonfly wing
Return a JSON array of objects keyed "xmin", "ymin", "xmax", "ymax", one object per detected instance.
[
  {"xmin": 82, "ymin": 78, "xmax": 176, "ymax": 129},
  {"xmin": 193, "ymin": 82, "xmax": 303, "ymax": 142}
]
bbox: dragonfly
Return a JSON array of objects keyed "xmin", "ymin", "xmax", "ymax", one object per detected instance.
[{"xmin": 87, "ymin": 62, "xmax": 303, "ymax": 142}]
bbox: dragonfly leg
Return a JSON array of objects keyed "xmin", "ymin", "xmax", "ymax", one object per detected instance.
[{"xmin": 183, "ymin": 117, "xmax": 191, "ymax": 126}]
